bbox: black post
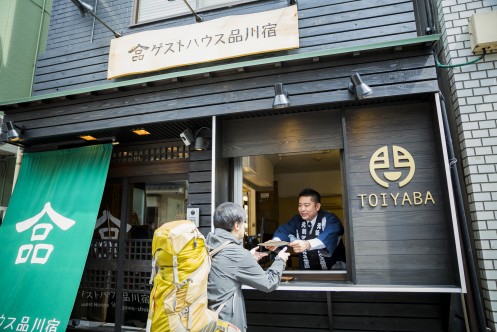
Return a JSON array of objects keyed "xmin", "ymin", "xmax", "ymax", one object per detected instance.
[{"xmin": 114, "ymin": 178, "xmax": 129, "ymax": 332}]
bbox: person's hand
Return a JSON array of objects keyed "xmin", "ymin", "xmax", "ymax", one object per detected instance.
[
  {"xmin": 289, "ymin": 240, "xmax": 310, "ymax": 253},
  {"xmin": 264, "ymin": 240, "xmax": 279, "ymax": 252},
  {"xmin": 250, "ymin": 247, "xmax": 269, "ymax": 261},
  {"xmin": 276, "ymin": 247, "xmax": 290, "ymax": 263}
]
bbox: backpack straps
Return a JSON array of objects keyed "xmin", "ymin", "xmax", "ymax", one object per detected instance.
[
  {"xmin": 208, "ymin": 240, "xmax": 236, "ymax": 316},
  {"xmin": 208, "ymin": 240, "xmax": 233, "ymax": 257},
  {"xmin": 148, "ymin": 251, "xmax": 159, "ymax": 285}
]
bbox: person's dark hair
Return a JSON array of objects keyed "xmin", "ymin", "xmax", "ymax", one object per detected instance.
[
  {"xmin": 213, "ymin": 202, "xmax": 246, "ymax": 231},
  {"xmin": 298, "ymin": 188, "xmax": 321, "ymax": 203}
]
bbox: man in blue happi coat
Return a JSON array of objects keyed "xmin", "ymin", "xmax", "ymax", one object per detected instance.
[{"xmin": 268, "ymin": 188, "xmax": 346, "ymax": 270}]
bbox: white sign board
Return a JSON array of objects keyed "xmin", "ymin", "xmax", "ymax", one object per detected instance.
[{"xmin": 108, "ymin": 5, "xmax": 299, "ymax": 79}]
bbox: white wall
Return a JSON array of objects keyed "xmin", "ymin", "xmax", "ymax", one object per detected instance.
[
  {"xmin": 437, "ymin": 1, "xmax": 497, "ymax": 329},
  {"xmin": 275, "ymin": 170, "xmax": 342, "ymax": 198}
]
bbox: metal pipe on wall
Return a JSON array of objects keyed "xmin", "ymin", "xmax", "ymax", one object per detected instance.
[
  {"xmin": 90, "ymin": 0, "xmax": 98, "ymax": 43},
  {"xmin": 438, "ymin": 93, "xmax": 489, "ymax": 332},
  {"xmin": 424, "ymin": 0, "xmax": 435, "ymax": 34}
]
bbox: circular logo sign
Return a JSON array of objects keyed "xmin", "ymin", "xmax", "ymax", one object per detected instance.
[{"xmin": 369, "ymin": 145, "xmax": 415, "ymax": 188}]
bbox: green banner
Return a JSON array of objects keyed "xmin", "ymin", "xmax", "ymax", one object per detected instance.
[{"xmin": 0, "ymin": 144, "xmax": 112, "ymax": 331}]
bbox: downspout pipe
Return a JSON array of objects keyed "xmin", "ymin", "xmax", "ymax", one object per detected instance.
[{"xmin": 438, "ymin": 93, "xmax": 488, "ymax": 332}]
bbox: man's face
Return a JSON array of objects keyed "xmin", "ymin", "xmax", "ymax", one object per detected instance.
[{"xmin": 298, "ymin": 196, "xmax": 320, "ymax": 221}]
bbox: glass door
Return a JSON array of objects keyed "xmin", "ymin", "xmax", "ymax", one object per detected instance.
[{"xmin": 70, "ymin": 179, "xmax": 189, "ymax": 330}]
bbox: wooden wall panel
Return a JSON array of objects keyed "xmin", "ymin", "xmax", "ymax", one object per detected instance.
[
  {"xmin": 8, "ymin": 50, "xmax": 438, "ymax": 145},
  {"xmin": 5, "ymin": 50, "xmax": 438, "ymax": 144},
  {"xmin": 243, "ymin": 290, "xmax": 449, "ymax": 331},
  {"xmin": 222, "ymin": 109, "xmax": 343, "ymax": 158},
  {"xmin": 32, "ymin": 0, "xmax": 418, "ymax": 94},
  {"xmin": 188, "ymin": 149, "xmax": 212, "ymax": 235},
  {"xmin": 108, "ymin": 160, "xmax": 188, "ymax": 178},
  {"xmin": 345, "ymin": 102, "xmax": 458, "ymax": 285}
]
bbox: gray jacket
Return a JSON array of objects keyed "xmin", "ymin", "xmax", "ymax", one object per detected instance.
[{"xmin": 206, "ymin": 228, "xmax": 285, "ymax": 331}]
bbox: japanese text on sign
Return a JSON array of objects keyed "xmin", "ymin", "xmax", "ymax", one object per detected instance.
[
  {"xmin": 108, "ymin": 6, "xmax": 299, "ymax": 79},
  {"xmin": 129, "ymin": 23, "xmax": 277, "ymax": 61},
  {"xmin": 0, "ymin": 315, "xmax": 61, "ymax": 332}
]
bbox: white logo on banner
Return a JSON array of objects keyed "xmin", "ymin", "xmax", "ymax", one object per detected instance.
[{"xmin": 15, "ymin": 202, "xmax": 76, "ymax": 265}]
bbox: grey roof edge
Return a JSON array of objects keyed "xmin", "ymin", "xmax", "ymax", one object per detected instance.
[{"xmin": 0, "ymin": 34, "xmax": 441, "ymax": 108}]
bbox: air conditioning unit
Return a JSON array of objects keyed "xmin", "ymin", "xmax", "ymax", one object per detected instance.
[{"xmin": 468, "ymin": 11, "xmax": 497, "ymax": 54}]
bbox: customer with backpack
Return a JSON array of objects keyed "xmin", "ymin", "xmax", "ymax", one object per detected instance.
[{"xmin": 206, "ymin": 202, "xmax": 290, "ymax": 332}]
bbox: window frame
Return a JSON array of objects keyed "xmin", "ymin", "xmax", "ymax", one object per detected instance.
[
  {"xmin": 233, "ymin": 151, "xmax": 349, "ymax": 283},
  {"xmin": 132, "ymin": 0, "xmax": 262, "ymax": 26}
]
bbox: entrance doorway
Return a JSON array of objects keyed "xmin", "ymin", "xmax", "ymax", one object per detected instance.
[{"xmin": 70, "ymin": 179, "xmax": 189, "ymax": 330}]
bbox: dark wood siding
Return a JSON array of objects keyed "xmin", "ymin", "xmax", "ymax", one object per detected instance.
[
  {"xmin": 188, "ymin": 149, "xmax": 212, "ymax": 235},
  {"xmin": 345, "ymin": 102, "xmax": 458, "ymax": 285},
  {"xmin": 7, "ymin": 49, "xmax": 438, "ymax": 144},
  {"xmin": 222, "ymin": 109, "xmax": 343, "ymax": 158},
  {"xmin": 33, "ymin": 0, "xmax": 418, "ymax": 94},
  {"xmin": 244, "ymin": 290, "xmax": 449, "ymax": 331}
]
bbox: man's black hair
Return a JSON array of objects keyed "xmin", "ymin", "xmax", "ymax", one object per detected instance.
[{"xmin": 298, "ymin": 188, "xmax": 321, "ymax": 203}]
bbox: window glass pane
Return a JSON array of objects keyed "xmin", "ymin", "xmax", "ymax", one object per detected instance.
[
  {"xmin": 123, "ymin": 181, "xmax": 188, "ymax": 328},
  {"xmin": 199, "ymin": 0, "xmax": 236, "ymax": 7},
  {"xmin": 144, "ymin": 181, "xmax": 188, "ymax": 230},
  {"xmin": 136, "ymin": 0, "xmax": 257, "ymax": 23},
  {"xmin": 138, "ymin": 0, "xmax": 195, "ymax": 22}
]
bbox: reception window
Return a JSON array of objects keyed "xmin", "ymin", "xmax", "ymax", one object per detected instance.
[
  {"xmin": 238, "ymin": 151, "xmax": 348, "ymax": 282},
  {"xmin": 221, "ymin": 109, "xmax": 347, "ymax": 282}
]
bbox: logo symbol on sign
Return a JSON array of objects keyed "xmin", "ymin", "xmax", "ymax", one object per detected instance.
[
  {"xmin": 369, "ymin": 145, "xmax": 415, "ymax": 188},
  {"xmin": 15, "ymin": 202, "xmax": 75, "ymax": 265}
]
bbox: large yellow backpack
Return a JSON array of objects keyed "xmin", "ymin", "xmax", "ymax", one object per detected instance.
[{"xmin": 146, "ymin": 220, "xmax": 240, "ymax": 332}]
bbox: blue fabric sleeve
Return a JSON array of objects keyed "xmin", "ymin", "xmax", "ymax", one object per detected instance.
[
  {"xmin": 273, "ymin": 215, "xmax": 300, "ymax": 242},
  {"xmin": 317, "ymin": 212, "xmax": 344, "ymax": 254},
  {"xmin": 273, "ymin": 212, "xmax": 343, "ymax": 254}
]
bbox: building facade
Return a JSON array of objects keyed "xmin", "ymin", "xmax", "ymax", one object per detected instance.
[
  {"xmin": 436, "ymin": 0, "xmax": 497, "ymax": 330},
  {"xmin": 0, "ymin": 0, "xmax": 52, "ymax": 100},
  {"xmin": 0, "ymin": 0, "xmax": 495, "ymax": 331}
]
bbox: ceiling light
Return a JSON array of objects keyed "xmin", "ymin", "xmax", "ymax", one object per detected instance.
[
  {"xmin": 80, "ymin": 135, "xmax": 97, "ymax": 141},
  {"xmin": 132, "ymin": 129, "xmax": 150, "ymax": 136}
]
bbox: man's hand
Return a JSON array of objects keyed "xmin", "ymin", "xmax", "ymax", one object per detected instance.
[
  {"xmin": 264, "ymin": 240, "xmax": 279, "ymax": 252},
  {"xmin": 250, "ymin": 247, "xmax": 269, "ymax": 261},
  {"xmin": 276, "ymin": 247, "xmax": 290, "ymax": 263},
  {"xmin": 289, "ymin": 240, "xmax": 310, "ymax": 253}
]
